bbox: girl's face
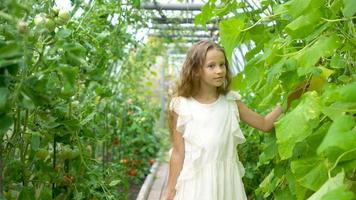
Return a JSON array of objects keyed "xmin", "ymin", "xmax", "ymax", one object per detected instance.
[{"xmin": 199, "ymin": 48, "xmax": 227, "ymax": 89}]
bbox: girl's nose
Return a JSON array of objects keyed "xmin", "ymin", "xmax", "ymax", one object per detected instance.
[{"xmin": 216, "ymin": 66, "xmax": 224, "ymax": 74}]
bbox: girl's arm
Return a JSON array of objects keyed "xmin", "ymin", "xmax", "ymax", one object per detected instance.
[
  {"xmin": 236, "ymin": 100, "xmax": 283, "ymax": 132},
  {"xmin": 163, "ymin": 111, "xmax": 185, "ymax": 200}
]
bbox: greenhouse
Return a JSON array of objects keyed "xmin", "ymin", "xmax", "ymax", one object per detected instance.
[{"xmin": 0, "ymin": 0, "xmax": 355, "ymax": 199}]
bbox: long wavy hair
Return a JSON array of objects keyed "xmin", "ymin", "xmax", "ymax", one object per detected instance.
[
  {"xmin": 167, "ymin": 40, "xmax": 232, "ymax": 140},
  {"xmin": 172, "ymin": 40, "xmax": 232, "ymax": 98}
]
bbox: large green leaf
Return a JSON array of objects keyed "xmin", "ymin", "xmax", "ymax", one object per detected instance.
[
  {"xmin": 275, "ymin": 92, "xmax": 322, "ymax": 160},
  {"xmin": 219, "ymin": 16, "xmax": 244, "ymax": 64},
  {"xmin": 317, "ymin": 115, "xmax": 356, "ymax": 161},
  {"xmin": 291, "ymin": 156, "xmax": 328, "ymax": 191},
  {"xmin": 285, "ymin": 10, "xmax": 322, "ymax": 38},
  {"xmin": 322, "ymin": 82, "xmax": 356, "ymax": 105},
  {"xmin": 284, "ymin": 0, "xmax": 324, "ymax": 18},
  {"xmin": 296, "ymin": 34, "xmax": 341, "ymax": 75},
  {"xmin": 342, "ymin": 0, "xmax": 356, "ymax": 17},
  {"xmin": 321, "ymin": 185, "xmax": 355, "ymax": 200},
  {"xmin": 301, "ymin": 34, "xmax": 341, "ymax": 67},
  {"xmin": 306, "ymin": 172, "xmax": 353, "ymax": 200},
  {"xmin": 292, "ymin": 121, "xmax": 330, "ymax": 159},
  {"xmin": 338, "ymin": 82, "xmax": 356, "ymax": 103},
  {"xmin": 194, "ymin": 2, "xmax": 215, "ymax": 26}
]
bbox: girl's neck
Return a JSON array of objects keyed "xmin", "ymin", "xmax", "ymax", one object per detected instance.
[{"xmin": 193, "ymin": 87, "xmax": 219, "ymax": 102}]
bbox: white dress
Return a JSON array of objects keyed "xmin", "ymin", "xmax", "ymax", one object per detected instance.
[{"xmin": 169, "ymin": 91, "xmax": 248, "ymax": 200}]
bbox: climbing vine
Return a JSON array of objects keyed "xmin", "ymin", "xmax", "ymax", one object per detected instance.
[{"xmin": 197, "ymin": 0, "xmax": 355, "ymax": 199}]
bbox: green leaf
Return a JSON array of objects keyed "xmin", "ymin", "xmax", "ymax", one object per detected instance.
[
  {"xmin": 306, "ymin": 172, "xmax": 345, "ymax": 200},
  {"xmin": 275, "ymin": 187, "xmax": 296, "ymax": 200},
  {"xmin": 258, "ymin": 134, "xmax": 277, "ymax": 165},
  {"xmin": 219, "ymin": 16, "xmax": 244, "ymax": 64},
  {"xmin": 291, "ymin": 157, "xmax": 328, "ymax": 191},
  {"xmin": 0, "ymin": 114, "xmax": 13, "ymax": 139},
  {"xmin": 0, "ymin": 58, "xmax": 21, "ymax": 69},
  {"xmin": 338, "ymin": 82, "xmax": 356, "ymax": 102},
  {"xmin": 257, "ymin": 169, "xmax": 282, "ymax": 198},
  {"xmin": 342, "ymin": 0, "xmax": 356, "ymax": 17},
  {"xmin": 195, "ymin": 2, "xmax": 215, "ymax": 26},
  {"xmin": 322, "ymin": 82, "xmax": 356, "ymax": 104},
  {"xmin": 321, "ymin": 185, "xmax": 355, "ymax": 200},
  {"xmin": 317, "ymin": 115, "xmax": 356, "ymax": 161},
  {"xmin": 296, "ymin": 34, "xmax": 342, "ymax": 73},
  {"xmin": 0, "ymin": 42, "xmax": 22, "ymax": 59},
  {"xmin": 284, "ymin": 0, "xmax": 311, "ymax": 18},
  {"xmin": 285, "ymin": 10, "xmax": 322, "ymax": 38},
  {"xmin": 57, "ymin": 28, "xmax": 72, "ymax": 39},
  {"xmin": 60, "ymin": 66, "xmax": 79, "ymax": 86},
  {"xmin": 18, "ymin": 186, "xmax": 36, "ymax": 200},
  {"xmin": 109, "ymin": 179, "xmax": 121, "ymax": 186},
  {"xmin": 330, "ymin": 55, "xmax": 347, "ymax": 69},
  {"xmin": 231, "ymin": 72, "xmax": 246, "ymax": 90},
  {"xmin": 38, "ymin": 187, "xmax": 52, "ymax": 200},
  {"xmin": 59, "ymin": 66, "xmax": 79, "ymax": 97},
  {"xmin": 131, "ymin": 0, "xmax": 140, "ymax": 8},
  {"xmin": 80, "ymin": 112, "xmax": 96, "ymax": 126},
  {"xmin": 0, "ymin": 87, "xmax": 9, "ymax": 113},
  {"xmin": 31, "ymin": 133, "xmax": 40, "ymax": 151},
  {"xmin": 275, "ymin": 92, "xmax": 322, "ymax": 160},
  {"xmin": 292, "ymin": 121, "xmax": 330, "ymax": 159}
]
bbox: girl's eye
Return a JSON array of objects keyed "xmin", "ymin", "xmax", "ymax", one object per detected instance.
[{"xmin": 208, "ymin": 64, "xmax": 214, "ymax": 68}]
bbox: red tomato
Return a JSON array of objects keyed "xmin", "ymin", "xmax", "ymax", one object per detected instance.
[
  {"xmin": 120, "ymin": 159, "xmax": 129, "ymax": 165},
  {"xmin": 112, "ymin": 137, "xmax": 120, "ymax": 146},
  {"xmin": 149, "ymin": 159, "xmax": 155, "ymax": 165},
  {"xmin": 128, "ymin": 169, "xmax": 137, "ymax": 177},
  {"xmin": 63, "ymin": 175, "xmax": 73, "ymax": 186}
]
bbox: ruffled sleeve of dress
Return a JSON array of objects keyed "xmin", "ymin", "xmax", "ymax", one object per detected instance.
[
  {"xmin": 169, "ymin": 96, "xmax": 192, "ymax": 134},
  {"xmin": 226, "ymin": 91, "xmax": 246, "ymax": 145},
  {"xmin": 169, "ymin": 96, "xmax": 206, "ymax": 190}
]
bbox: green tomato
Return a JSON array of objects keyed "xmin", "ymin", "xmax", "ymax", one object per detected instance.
[
  {"xmin": 69, "ymin": 148, "xmax": 79, "ymax": 160},
  {"xmin": 45, "ymin": 18, "xmax": 56, "ymax": 32},
  {"xmin": 35, "ymin": 149, "xmax": 49, "ymax": 160},
  {"xmin": 17, "ymin": 20, "xmax": 28, "ymax": 33},
  {"xmin": 60, "ymin": 85, "xmax": 75, "ymax": 98},
  {"xmin": 58, "ymin": 149, "xmax": 72, "ymax": 160},
  {"xmin": 56, "ymin": 10, "xmax": 70, "ymax": 25},
  {"xmin": 34, "ymin": 14, "xmax": 46, "ymax": 27},
  {"xmin": 52, "ymin": 6, "xmax": 60, "ymax": 16}
]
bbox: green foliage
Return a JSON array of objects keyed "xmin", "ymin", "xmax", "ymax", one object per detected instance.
[
  {"xmin": 0, "ymin": 0, "xmax": 162, "ymax": 199},
  {"xmin": 198, "ymin": 0, "xmax": 356, "ymax": 198}
]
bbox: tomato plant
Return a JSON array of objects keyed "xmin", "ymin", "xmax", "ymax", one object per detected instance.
[{"xmin": 0, "ymin": 0, "xmax": 163, "ymax": 199}]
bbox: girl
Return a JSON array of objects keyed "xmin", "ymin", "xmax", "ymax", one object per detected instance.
[{"xmin": 163, "ymin": 40, "xmax": 299, "ymax": 200}]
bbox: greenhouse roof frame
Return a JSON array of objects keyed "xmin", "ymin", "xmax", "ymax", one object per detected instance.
[
  {"xmin": 151, "ymin": 17, "xmax": 218, "ymax": 24},
  {"xmin": 140, "ymin": 2, "xmax": 204, "ymax": 11}
]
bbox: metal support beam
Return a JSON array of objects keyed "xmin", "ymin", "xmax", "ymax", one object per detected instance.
[
  {"xmin": 151, "ymin": 17, "xmax": 218, "ymax": 24},
  {"xmin": 140, "ymin": 3, "xmax": 204, "ymax": 11},
  {"xmin": 149, "ymin": 25, "xmax": 219, "ymax": 31},
  {"xmin": 149, "ymin": 33, "xmax": 212, "ymax": 38}
]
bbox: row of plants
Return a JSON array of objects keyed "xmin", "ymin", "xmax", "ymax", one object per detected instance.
[
  {"xmin": 197, "ymin": 0, "xmax": 355, "ymax": 199},
  {"xmin": 0, "ymin": 0, "xmax": 163, "ymax": 199}
]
